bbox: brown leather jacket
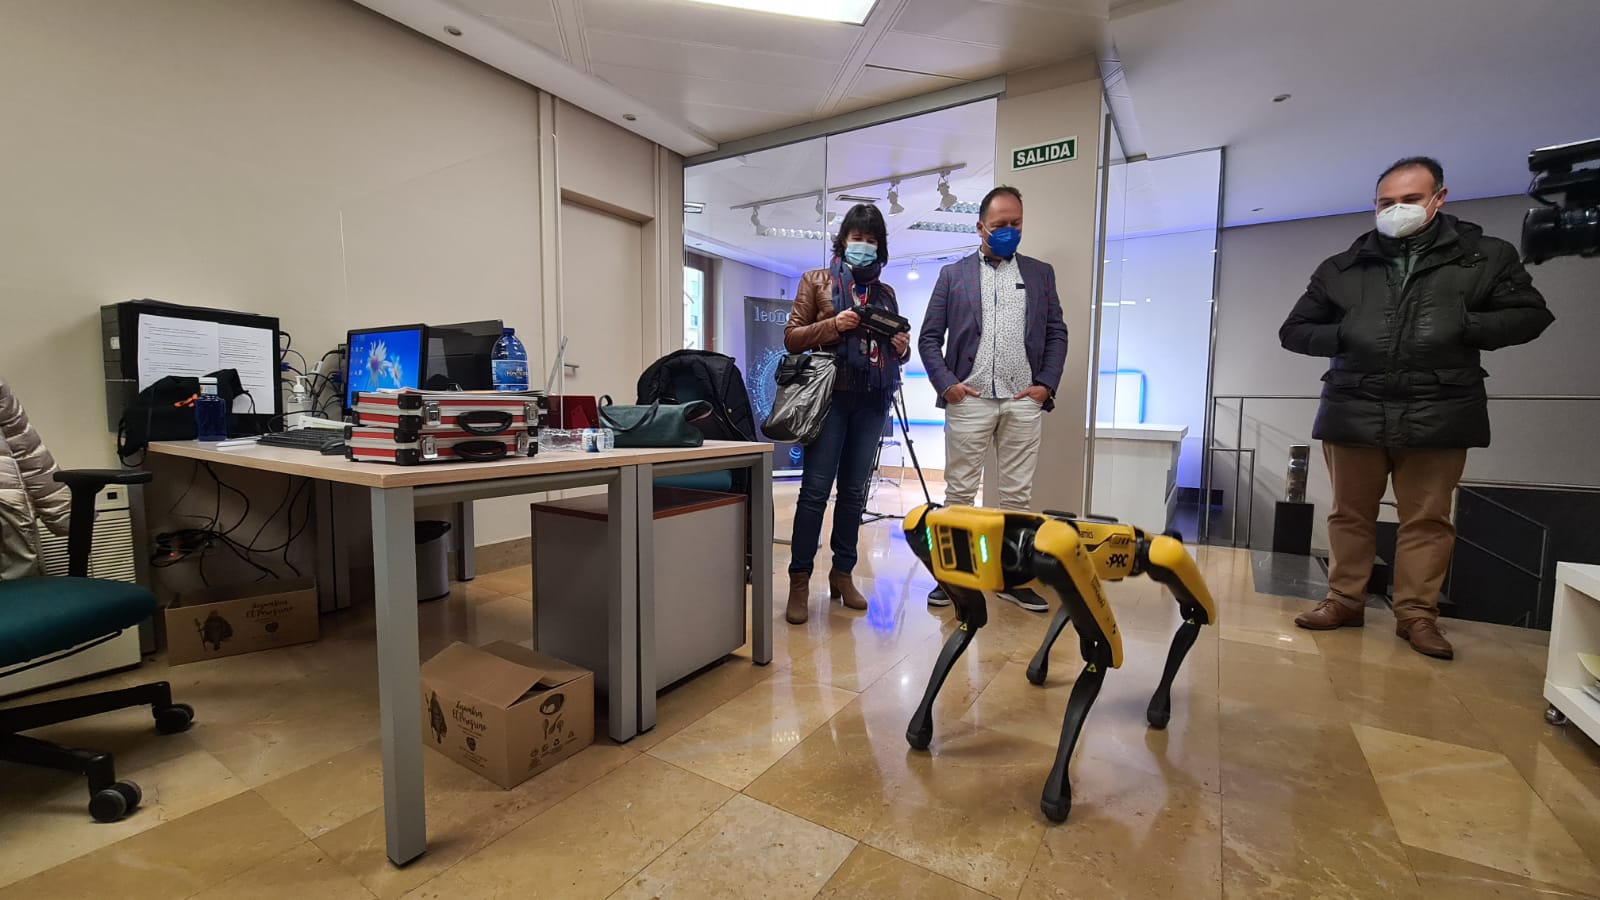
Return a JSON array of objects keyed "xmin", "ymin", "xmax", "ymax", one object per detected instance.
[{"xmin": 783, "ymin": 268, "xmax": 910, "ymax": 360}]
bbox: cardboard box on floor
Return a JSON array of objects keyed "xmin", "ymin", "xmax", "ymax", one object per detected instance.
[
  {"xmin": 420, "ymin": 641, "xmax": 594, "ymax": 789},
  {"xmin": 164, "ymin": 579, "xmax": 319, "ymax": 665}
]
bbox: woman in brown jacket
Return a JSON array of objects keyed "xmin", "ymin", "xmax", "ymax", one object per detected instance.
[{"xmin": 783, "ymin": 204, "xmax": 910, "ymax": 624}]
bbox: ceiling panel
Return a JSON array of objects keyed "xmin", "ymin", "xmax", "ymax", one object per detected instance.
[
  {"xmin": 458, "ymin": 0, "xmax": 557, "ymax": 22},
  {"xmin": 843, "ymin": 65, "xmax": 963, "ymax": 107},
  {"xmin": 484, "ymin": 15, "xmax": 569, "ymax": 60},
  {"xmin": 890, "ymin": 0, "xmax": 1103, "ymax": 56},
  {"xmin": 867, "ymin": 31, "xmax": 1021, "ymax": 81},
  {"xmin": 593, "ymin": 62, "xmax": 829, "ymax": 115},
  {"xmin": 579, "ymin": 0, "xmax": 862, "ymax": 63},
  {"xmin": 674, "ymin": 103, "xmax": 813, "ymax": 142},
  {"xmin": 586, "ymin": 30, "xmax": 842, "ymax": 91}
]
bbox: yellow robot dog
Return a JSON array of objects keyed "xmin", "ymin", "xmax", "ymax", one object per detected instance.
[{"xmin": 903, "ymin": 504, "xmax": 1216, "ymax": 823}]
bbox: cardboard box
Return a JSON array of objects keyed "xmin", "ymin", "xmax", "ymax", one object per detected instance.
[
  {"xmin": 165, "ymin": 579, "xmax": 320, "ymax": 665},
  {"xmin": 420, "ymin": 641, "xmax": 594, "ymax": 789}
]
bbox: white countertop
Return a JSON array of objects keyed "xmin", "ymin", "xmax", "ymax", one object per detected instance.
[{"xmin": 1092, "ymin": 423, "xmax": 1190, "ymax": 443}]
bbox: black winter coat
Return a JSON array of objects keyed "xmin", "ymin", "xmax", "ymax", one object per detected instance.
[{"xmin": 1279, "ymin": 215, "xmax": 1552, "ymax": 449}]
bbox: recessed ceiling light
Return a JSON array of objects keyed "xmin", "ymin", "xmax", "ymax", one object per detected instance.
[
  {"xmin": 1272, "ymin": 93, "xmax": 1291, "ymax": 103},
  {"xmin": 683, "ymin": 0, "xmax": 878, "ymax": 24},
  {"xmin": 444, "ymin": 25, "xmax": 463, "ymax": 36},
  {"xmin": 623, "ymin": 113, "xmax": 638, "ymax": 122}
]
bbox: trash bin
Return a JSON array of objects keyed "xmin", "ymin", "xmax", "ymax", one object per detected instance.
[{"xmin": 415, "ymin": 520, "xmax": 452, "ymax": 603}]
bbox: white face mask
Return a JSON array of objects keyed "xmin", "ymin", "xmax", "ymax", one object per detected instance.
[{"xmin": 1375, "ymin": 193, "xmax": 1438, "ymax": 239}]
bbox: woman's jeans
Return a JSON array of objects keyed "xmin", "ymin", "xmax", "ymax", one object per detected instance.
[{"xmin": 788, "ymin": 390, "xmax": 890, "ymax": 575}]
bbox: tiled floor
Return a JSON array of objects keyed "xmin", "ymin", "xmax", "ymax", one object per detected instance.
[{"xmin": 3, "ymin": 482, "xmax": 1599, "ymax": 899}]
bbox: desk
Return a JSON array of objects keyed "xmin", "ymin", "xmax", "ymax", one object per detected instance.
[{"xmin": 147, "ymin": 439, "xmax": 774, "ymax": 866}]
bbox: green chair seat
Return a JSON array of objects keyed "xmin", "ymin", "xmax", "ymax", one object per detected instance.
[{"xmin": 0, "ymin": 577, "xmax": 155, "ymax": 667}]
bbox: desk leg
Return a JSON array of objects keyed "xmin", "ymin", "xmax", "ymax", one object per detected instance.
[
  {"xmin": 453, "ymin": 501, "xmax": 475, "ymax": 582},
  {"xmin": 752, "ymin": 452, "xmax": 774, "ymax": 666},
  {"xmin": 371, "ymin": 487, "xmax": 426, "ymax": 866},
  {"xmin": 635, "ymin": 465, "xmax": 656, "ymax": 733},
  {"xmin": 607, "ymin": 469, "xmax": 640, "ymax": 742}
]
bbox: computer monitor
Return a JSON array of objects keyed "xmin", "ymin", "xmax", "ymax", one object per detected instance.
[
  {"xmin": 345, "ymin": 324, "xmax": 428, "ymax": 412},
  {"xmin": 425, "ymin": 319, "xmax": 503, "ymax": 391}
]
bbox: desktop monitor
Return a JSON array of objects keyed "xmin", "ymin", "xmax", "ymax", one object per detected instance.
[
  {"xmin": 425, "ymin": 319, "xmax": 503, "ymax": 391},
  {"xmin": 345, "ymin": 324, "xmax": 428, "ymax": 412}
]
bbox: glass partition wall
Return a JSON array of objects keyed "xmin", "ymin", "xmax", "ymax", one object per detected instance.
[{"xmin": 1087, "ymin": 147, "xmax": 1222, "ymax": 535}]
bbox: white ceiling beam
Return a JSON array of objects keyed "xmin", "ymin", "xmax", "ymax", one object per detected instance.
[
  {"xmin": 354, "ymin": 0, "xmax": 716, "ymax": 156},
  {"xmin": 817, "ymin": 0, "xmax": 910, "ymax": 114}
]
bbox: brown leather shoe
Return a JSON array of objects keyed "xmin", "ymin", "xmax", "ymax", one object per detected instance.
[
  {"xmin": 786, "ymin": 573, "xmax": 810, "ymax": 625},
  {"xmin": 828, "ymin": 571, "xmax": 869, "ymax": 611},
  {"xmin": 1397, "ymin": 618, "xmax": 1454, "ymax": 660},
  {"xmin": 1294, "ymin": 599, "xmax": 1365, "ymax": 630}
]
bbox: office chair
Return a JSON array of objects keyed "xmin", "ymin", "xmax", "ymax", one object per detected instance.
[{"xmin": 0, "ymin": 469, "xmax": 194, "ymax": 823}]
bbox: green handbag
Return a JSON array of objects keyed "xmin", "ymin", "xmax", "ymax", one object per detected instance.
[{"xmin": 597, "ymin": 398, "xmax": 712, "ymax": 448}]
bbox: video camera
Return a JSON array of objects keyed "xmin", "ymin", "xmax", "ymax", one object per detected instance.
[
  {"xmin": 855, "ymin": 306, "xmax": 911, "ymax": 338},
  {"xmin": 1523, "ymin": 138, "xmax": 1600, "ymax": 264}
]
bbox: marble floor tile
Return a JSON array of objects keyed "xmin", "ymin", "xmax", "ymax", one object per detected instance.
[
  {"xmin": 316, "ymin": 740, "xmax": 637, "ymax": 900},
  {"xmin": 0, "ymin": 738, "xmax": 247, "ymax": 885},
  {"xmin": 1406, "ymin": 846, "xmax": 1598, "ymax": 899},
  {"xmin": 629, "ymin": 650, "xmax": 784, "ymax": 753},
  {"xmin": 470, "ymin": 564, "xmax": 532, "ymax": 598},
  {"xmin": 860, "ymin": 722, "xmax": 1054, "ymax": 898},
  {"xmin": 1353, "ymin": 724, "xmax": 1600, "ymax": 895},
  {"xmin": 744, "ymin": 699, "xmax": 919, "ymax": 839},
  {"xmin": 817, "ymin": 845, "xmax": 995, "ymax": 900},
  {"xmin": 0, "ymin": 791, "xmax": 306, "ymax": 900},
  {"xmin": 188, "ymin": 841, "xmax": 376, "ymax": 900},
  {"xmin": 1330, "ymin": 658, "xmax": 1502, "ymax": 751},
  {"xmin": 1218, "ymin": 637, "xmax": 1342, "ymax": 718},
  {"xmin": 255, "ymin": 738, "xmax": 384, "ymax": 838},
  {"xmin": 1019, "ymin": 754, "xmax": 1223, "ymax": 900},
  {"xmin": 645, "ymin": 673, "xmax": 857, "ymax": 790},
  {"xmin": 612, "ymin": 794, "xmax": 856, "ymax": 900},
  {"xmin": 788, "ymin": 593, "xmax": 944, "ymax": 692},
  {"xmin": 403, "ymin": 755, "xmax": 731, "ymax": 900}
]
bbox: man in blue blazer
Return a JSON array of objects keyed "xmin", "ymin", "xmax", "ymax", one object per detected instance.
[{"xmin": 918, "ymin": 186, "xmax": 1069, "ymax": 611}]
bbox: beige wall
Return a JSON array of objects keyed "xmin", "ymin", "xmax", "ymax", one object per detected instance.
[
  {"xmin": 0, "ymin": 0, "xmax": 682, "ymax": 578},
  {"xmin": 991, "ymin": 60, "xmax": 1105, "ymax": 513}
]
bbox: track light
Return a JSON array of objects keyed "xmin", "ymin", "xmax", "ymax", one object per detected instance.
[
  {"xmin": 907, "ymin": 259, "xmax": 920, "ymax": 281},
  {"xmin": 937, "ymin": 173, "xmax": 958, "ymax": 212},
  {"xmin": 887, "ymin": 182, "xmax": 904, "ymax": 217},
  {"xmin": 751, "ymin": 207, "xmax": 764, "ymax": 236}
]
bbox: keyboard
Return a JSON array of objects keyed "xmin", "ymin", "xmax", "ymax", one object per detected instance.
[{"xmin": 258, "ymin": 428, "xmax": 346, "ymax": 453}]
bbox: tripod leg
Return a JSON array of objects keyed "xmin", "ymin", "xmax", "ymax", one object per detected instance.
[
  {"xmin": 1146, "ymin": 619, "xmax": 1202, "ymax": 730},
  {"xmin": 1040, "ymin": 652, "xmax": 1108, "ymax": 823},
  {"xmin": 1025, "ymin": 604, "xmax": 1072, "ymax": 686},
  {"xmin": 906, "ymin": 620, "xmax": 978, "ymax": 751}
]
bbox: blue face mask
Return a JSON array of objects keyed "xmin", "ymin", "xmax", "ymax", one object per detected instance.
[
  {"xmin": 986, "ymin": 226, "xmax": 1021, "ymax": 259},
  {"xmin": 843, "ymin": 241, "xmax": 878, "ymax": 268}
]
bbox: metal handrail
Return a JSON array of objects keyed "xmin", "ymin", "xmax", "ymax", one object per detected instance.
[
  {"xmin": 1448, "ymin": 485, "xmax": 1553, "ymax": 629},
  {"xmin": 1199, "ymin": 392, "xmax": 1600, "ymax": 546}
]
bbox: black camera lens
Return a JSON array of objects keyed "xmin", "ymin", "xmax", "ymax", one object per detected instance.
[{"xmin": 1523, "ymin": 203, "xmax": 1600, "ymax": 264}]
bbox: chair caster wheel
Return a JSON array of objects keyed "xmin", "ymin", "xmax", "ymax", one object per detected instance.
[
  {"xmin": 1026, "ymin": 664, "xmax": 1048, "ymax": 686},
  {"xmin": 90, "ymin": 781, "xmax": 141, "ymax": 823},
  {"xmin": 155, "ymin": 703, "xmax": 195, "ymax": 735},
  {"xmin": 1040, "ymin": 795, "xmax": 1071, "ymax": 823},
  {"xmin": 906, "ymin": 726, "xmax": 932, "ymax": 752},
  {"xmin": 1545, "ymin": 705, "xmax": 1568, "ymax": 727}
]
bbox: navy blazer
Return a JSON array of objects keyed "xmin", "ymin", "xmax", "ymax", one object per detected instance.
[{"xmin": 917, "ymin": 252, "xmax": 1070, "ymax": 410}]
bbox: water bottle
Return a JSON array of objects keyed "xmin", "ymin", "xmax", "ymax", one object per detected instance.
[
  {"xmin": 195, "ymin": 377, "xmax": 229, "ymax": 441},
  {"xmin": 491, "ymin": 327, "xmax": 530, "ymax": 392}
]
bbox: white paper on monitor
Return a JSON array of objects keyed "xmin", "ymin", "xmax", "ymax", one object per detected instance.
[{"xmin": 138, "ymin": 314, "xmax": 278, "ymax": 415}]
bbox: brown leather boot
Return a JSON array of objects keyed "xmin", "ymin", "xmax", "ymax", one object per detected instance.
[
  {"xmin": 828, "ymin": 571, "xmax": 869, "ymax": 611},
  {"xmin": 1397, "ymin": 618, "xmax": 1454, "ymax": 660},
  {"xmin": 1294, "ymin": 599, "xmax": 1365, "ymax": 630},
  {"xmin": 786, "ymin": 573, "xmax": 810, "ymax": 625}
]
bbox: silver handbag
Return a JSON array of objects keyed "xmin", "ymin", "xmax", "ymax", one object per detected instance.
[{"xmin": 761, "ymin": 353, "xmax": 838, "ymax": 445}]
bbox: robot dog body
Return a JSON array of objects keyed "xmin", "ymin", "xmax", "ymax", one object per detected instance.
[{"xmin": 904, "ymin": 504, "xmax": 1216, "ymax": 823}]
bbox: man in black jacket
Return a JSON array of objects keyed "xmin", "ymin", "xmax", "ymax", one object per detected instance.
[{"xmin": 1279, "ymin": 157, "xmax": 1552, "ymax": 659}]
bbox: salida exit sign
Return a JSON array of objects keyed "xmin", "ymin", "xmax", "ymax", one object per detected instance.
[{"xmin": 1010, "ymin": 137, "xmax": 1078, "ymax": 171}]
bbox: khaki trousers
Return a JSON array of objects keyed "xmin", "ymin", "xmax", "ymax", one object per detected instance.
[
  {"xmin": 1323, "ymin": 443, "xmax": 1467, "ymax": 622},
  {"xmin": 942, "ymin": 397, "xmax": 1043, "ymax": 510}
]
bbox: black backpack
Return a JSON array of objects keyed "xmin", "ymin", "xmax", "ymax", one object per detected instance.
[{"xmin": 635, "ymin": 350, "xmax": 757, "ymax": 444}]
